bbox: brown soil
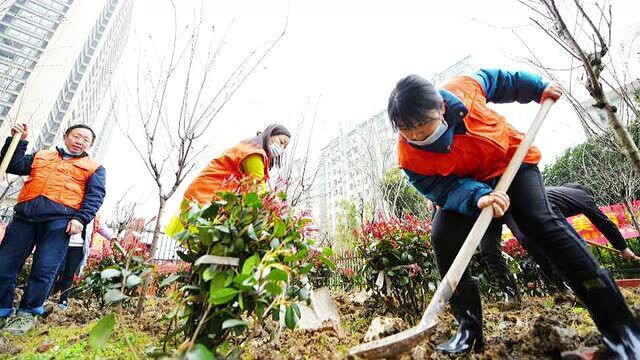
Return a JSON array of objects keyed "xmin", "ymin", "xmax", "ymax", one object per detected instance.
[{"xmin": 243, "ymin": 288, "xmax": 640, "ymax": 360}]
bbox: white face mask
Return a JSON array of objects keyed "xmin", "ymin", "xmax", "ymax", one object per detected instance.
[
  {"xmin": 407, "ymin": 120, "xmax": 449, "ymax": 146},
  {"xmin": 269, "ymin": 143, "xmax": 285, "ymax": 157},
  {"xmin": 61, "ymin": 143, "xmax": 82, "ymax": 156}
]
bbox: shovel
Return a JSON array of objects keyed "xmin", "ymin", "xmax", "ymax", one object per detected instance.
[
  {"xmin": 0, "ymin": 132, "xmax": 22, "ymax": 182},
  {"xmin": 297, "ymin": 278, "xmax": 345, "ymax": 337},
  {"xmin": 348, "ymin": 99, "xmax": 555, "ymax": 359}
]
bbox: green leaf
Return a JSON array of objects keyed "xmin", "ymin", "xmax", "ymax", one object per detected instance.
[
  {"xmin": 88, "ymin": 314, "xmax": 115, "ymax": 350},
  {"xmin": 285, "ymin": 306, "xmax": 298, "ymax": 329},
  {"xmin": 202, "ymin": 267, "xmax": 215, "ymax": 282},
  {"xmin": 300, "ymin": 263, "xmax": 314, "ymax": 275},
  {"xmin": 266, "ymin": 268, "xmax": 288, "ymax": 282},
  {"xmin": 322, "ymin": 247, "xmax": 334, "ymax": 257},
  {"xmin": 125, "ymin": 274, "xmax": 142, "ymax": 288},
  {"xmin": 113, "ymin": 241, "xmax": 126, "ymax": 255},
  {"xmin": 104, "ymin": 289, "xmax": 128, "ymax": 304},
  {"xmin": 292, "ymin": 303, "xmax": 301, "ymax": 318},
  {"xmin": 264, "ymin": 282, "xmax": 282, "ymax": 295},
  {"xmin": 215, "ymin": 225, "xmax": 230, "ymax": 234},
  {"xmin": 242, "ymin": 254, "xmax": 260, "ymax": 275},
  {"xmin": 185, "ymin": 344, "xmax": 215, "ymax": 360},
  {"xmin": 211, "ymin": 272, "xmax": 228, "ymax": 289},
  {"xmin": 221, "ymin": 319, "xmax": 246, "ymax": 330},
  {"xmin": 247, "ymin": 223, "xmax": 259, "ymax": 241},
  {"xmin": 273, "ymin": 219, "xmax": 286, "ymax": 238},
  {"xmin": 256, "ymin": 302, "xmax": 266, "ymax": 319},
  {"xmin": 100, "ymin": 268, "xmax": 121, "ymax": 280},
  {"xmin": 318, "ymin": 255, "xmax": 337, "ymax": 271},
  {"xmin": 201, "ymin": 203, "xmax": 219, "ymax": 219},
  {"xmin": 277, "ymin": 191, "xmax": 287, "ymax": 200},
  {"xmin": 209, "ymin": 287, "xmax": 238, "ymax": 305},
  {"xmin": 233, "ymin": 273, "xmax": 252, "ymax": 286},
  {"xmin": 243, "ymin": 192, "xmax": 261, "ymax": 207},
  {"xmin": 269, "ymin": 238, "xmax": 280, "ymax": 250}
]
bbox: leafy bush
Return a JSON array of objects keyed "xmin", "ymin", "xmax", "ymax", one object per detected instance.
[
  {"xmin": 166, "ymin": 186, "xmax": 328, "ymax": 358},
  {"xmin": 152, "ymin": 261, "xmax": 190, "ymax": 297},
  {"xmin": 77, "ymin": 237, "xmax": 153, "ymax": 309},
  {"xmin": 356, "ymin": 214, "xmax": 437, "ymax": 325}
]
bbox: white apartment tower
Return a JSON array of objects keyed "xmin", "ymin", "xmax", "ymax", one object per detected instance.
[
  {"xmin": 315, "ymin": 56, "xmax": 476, "ymax": 235},
  {"xmin": 0, "ymin": 0, "xmax": 133, "ymax": 161}
]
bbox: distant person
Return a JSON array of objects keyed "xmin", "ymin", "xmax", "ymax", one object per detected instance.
[
  {"xmin": 0, "ymin": 124, "xmax": 105, "ymax": 335},
  {"xmin": 166, "ymin": 124, "xmax": 290, "ymax": 237},
  {"xmin": 50, "ymin": 214, "xmax": 116, "ymax": 310},
  {"xmin": 481, "ymin": 183, "xmax": 640, "ymax": 303}
]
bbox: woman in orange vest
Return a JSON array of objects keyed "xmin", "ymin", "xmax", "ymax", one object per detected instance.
[
  {"xmin": 166, "ymin": 124, "xmax": 291, "ymax": 237},
  {"xmin": 388, "ymin": 69, "xmax": 640, "ymax": 357}
]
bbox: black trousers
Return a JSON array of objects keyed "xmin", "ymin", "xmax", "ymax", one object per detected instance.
[
  {"xmin": 51, "ymin": 246, "xmax": 84, "ymax": 303},
  {"xmin": 431, "ymin": 165, "xmax": 600, "ymax": 294},
  {"xmin": 478, "ymin": 212, "xmax": 566, "ymax": 285}
]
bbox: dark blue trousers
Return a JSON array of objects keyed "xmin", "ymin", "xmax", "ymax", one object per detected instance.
[{"xmin": 0, "ymin": 218, "xmax": 70, "ymax": 317}]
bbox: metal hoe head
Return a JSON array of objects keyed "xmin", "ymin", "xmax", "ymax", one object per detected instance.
[{"xmin": 347, "ymin": 319, "xmax": 438, "ymax": 359}]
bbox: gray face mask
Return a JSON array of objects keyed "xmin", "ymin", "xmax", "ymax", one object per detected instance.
[
  {"xmin": 407, "ymin": 119, "xmax": 449, "ymax": 146},
  {"xmin": 269, "ymin": 143, "xmax": 285, "ymax": 157}
]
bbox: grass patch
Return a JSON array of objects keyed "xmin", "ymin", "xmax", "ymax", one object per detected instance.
[{"xmin": 3, "ymin": 318, "xmax": 153, "ymax": 359}]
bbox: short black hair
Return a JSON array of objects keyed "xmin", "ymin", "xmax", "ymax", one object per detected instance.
[
  {"xmin": 65, "ymin": 124, "xmax": 96, "ymax": 144},
  {"xmin": 388, "ymin": 74, "xmax": 443, "ymax": 131}
]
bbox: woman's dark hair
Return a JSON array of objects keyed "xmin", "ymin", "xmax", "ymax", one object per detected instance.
[
  {"xmin": 65, "ymin": 124, "xmax": 96, "ymax": 144},
  {"xmin": 249, "ymin": 124, "xmax": 291, "ymax": 169},
  {"xmin": 387, "ymin": 74, "xmax": 443, "ymax": 131}
]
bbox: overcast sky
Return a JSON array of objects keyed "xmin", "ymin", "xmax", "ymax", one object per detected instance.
[{"xmin": 99, "ymin": 0, "xmax": 640, "ymax": 222}]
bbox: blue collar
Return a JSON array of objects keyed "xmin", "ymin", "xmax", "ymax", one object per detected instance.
[{"xmin": 407, "ymin": 89, "xmax": 468, "ymax": 153}]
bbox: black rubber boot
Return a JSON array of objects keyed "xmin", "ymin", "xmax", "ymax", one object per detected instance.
[
  {"xmin": 497, "ymin": 272, "xmax": 522, "ymax": 309},
  {"xmin": 483, "ymin": 253, "xmax": 522, "ymax": 308},
  {"xmin": 570, "ymin": 269, "xmax": 640, "ymax": 359},
  {"xmin": 436, "ymin": 278, "xmax": 484, "ymax": 355}
]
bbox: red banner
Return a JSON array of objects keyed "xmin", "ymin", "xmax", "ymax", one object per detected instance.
[{"xmin": 502, "ymin": 201, "xmax": 640, "ymax": 247}]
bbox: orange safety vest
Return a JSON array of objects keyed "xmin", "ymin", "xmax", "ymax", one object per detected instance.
[
  {"xmin": 183, "ymin": 141, "xmax": 269, "ymax": 204},
  {"xmin": 398, "ymin": 75, "xmax": 541, "ymax": 181},
  {"xmin": 18, "ymin": 150, "xmax": 101, "ymax": 210}
]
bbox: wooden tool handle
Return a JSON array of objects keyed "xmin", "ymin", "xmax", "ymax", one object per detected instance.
[{"xmin": 0, "ymin": 134, "xmax": 22, "ymax": 182}]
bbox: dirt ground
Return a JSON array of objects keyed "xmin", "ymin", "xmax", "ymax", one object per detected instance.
[
  {"xmin": 244, "ymin": 288, "xmax": 640, "ymax": 360},
  {"xmin": 2, "ymin": 288, "xmax": 639, "ymax": 359}
]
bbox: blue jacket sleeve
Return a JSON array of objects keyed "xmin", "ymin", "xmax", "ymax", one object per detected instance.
[
  {"xmin": 0, "ymin": 137, "xmax": 33, "ymax": 176},
  {"xmin": 472, "ymin": 69, "xmax": 548, "ymax": 104},
  {"xmin": 73, "ymin": 166, "xmax": 106, "ymax": 225},
  {"xmin": 403, "ymin": 169, "xmax": 493, "ymax": 216}
]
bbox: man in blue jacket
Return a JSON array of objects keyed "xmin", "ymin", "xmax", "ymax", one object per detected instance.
[{"xmin": 0, "ymin": 123, "xmax": 106, "ymax": 335}]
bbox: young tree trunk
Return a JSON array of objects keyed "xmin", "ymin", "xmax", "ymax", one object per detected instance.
[
  {"xmin": 135, "ymin": 196, "xmax": 167, "ymax": 316},
  {"xmin": 601, "ymin": 102, "xmax": 640, "ymax": 176},
  {"xmin": 623, "ymin": 199, "xmax": 640, "ymax": 237}
]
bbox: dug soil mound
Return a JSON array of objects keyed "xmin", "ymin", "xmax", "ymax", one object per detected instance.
[{"xmin": 245, "ymin": 288, "xmax": 640, "ymax": 359}]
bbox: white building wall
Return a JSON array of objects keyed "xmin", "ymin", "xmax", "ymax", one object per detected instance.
[{"xmin": 0, "ymin": 0, "xmax": 104, "ymax": 140}]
